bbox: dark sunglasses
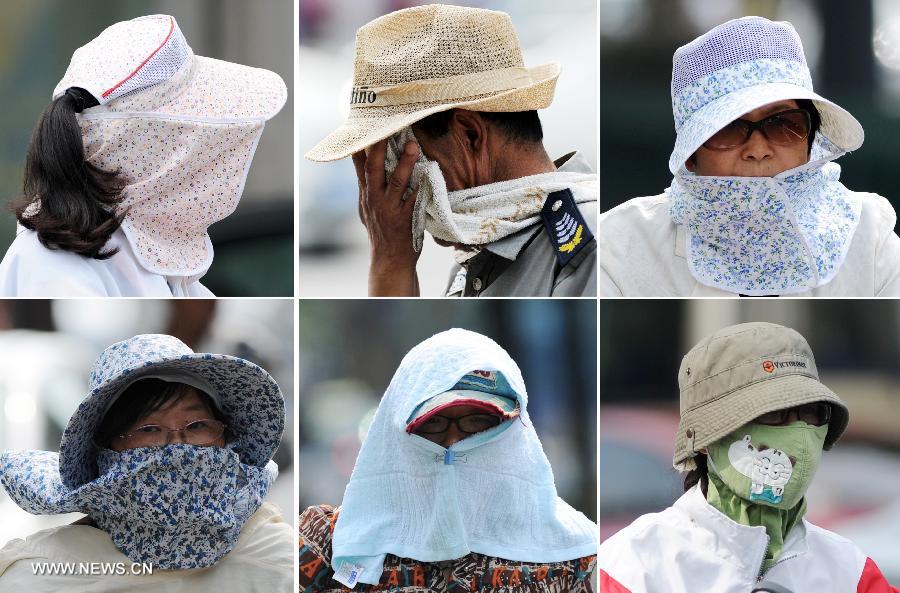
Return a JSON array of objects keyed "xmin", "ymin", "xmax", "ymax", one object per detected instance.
[
  {"xmin": 754, "ymin": 402, "xmax": 832, "ymax": 427},
  {"xmin": 703, "ymin": 109, "xmax": 812, "ymax": 151}
]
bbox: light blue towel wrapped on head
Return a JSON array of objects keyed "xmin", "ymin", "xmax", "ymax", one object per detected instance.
[{"xmin": 331, "ymin": 328, "xmax": 598, "ymax": 588}]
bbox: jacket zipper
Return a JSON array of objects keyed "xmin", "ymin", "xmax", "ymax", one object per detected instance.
[
  {"xmin": 755, "ymin": 533, "xmax": 770, "ymax": 581},
  {"xmin": 757, "ymin": 538, "xmax": 802, "ymax": 582},
  {"xmin": 758, "ymin": 551, "xmax": 803, "ymax": 582}
]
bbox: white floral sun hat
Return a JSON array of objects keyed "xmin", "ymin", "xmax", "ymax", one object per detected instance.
[
  {"xmin": 5, "ymin": 334, "xmax": 284, "ymax": 490},
  {"xmin": 669, "ymin": 16, "xmax": 864, "ymax": 175},
  {"xmin": 53, "ymin": 14, "xmax": 286, "ymax": 119}
]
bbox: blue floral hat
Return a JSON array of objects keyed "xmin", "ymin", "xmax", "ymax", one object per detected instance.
[
  {"xmin": 42, "ymin": 334, "xmax": 286, "ymax": 488},
  {"xmin": 669, "ymin": 16, "xmax": 864, "ymax": 175}
]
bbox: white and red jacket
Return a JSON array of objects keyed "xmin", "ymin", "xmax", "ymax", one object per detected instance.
[{"xmin": 598, "ymin": 486, "xmax": 898, "ymax": 593}]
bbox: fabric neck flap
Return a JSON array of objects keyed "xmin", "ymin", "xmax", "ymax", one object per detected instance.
[
  {"xmin": 0, "ymin": 443, "xmax": 276, "ymax": 569},
  {"xmin": 77, "ymin": 113, "xmax": 264, "ymax": 277},
  {"xmin": 668, "ymin": 158, "xmax": 861, "ymax": 295}
]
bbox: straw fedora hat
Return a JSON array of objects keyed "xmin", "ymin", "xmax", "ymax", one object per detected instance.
[{"xmin": 306, "ymin": 4, "xmax": 560, "ymax": 162}]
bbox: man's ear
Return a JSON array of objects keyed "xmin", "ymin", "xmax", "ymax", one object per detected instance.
[
  {"xmin": 448, "ymin": 110, "xmax": 492, "ymax": 186},
  {"xmin": 450, "ymin": 110, "xmax": 489, "ymax": 156}
]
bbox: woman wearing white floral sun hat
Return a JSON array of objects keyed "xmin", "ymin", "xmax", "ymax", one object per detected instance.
[
  {"xmin": 0, "ymin": 15, "xmax": 287, "ymax": 297},
  {"xmin": 598, "ymin": 322, "xmax": 899, "ymax": 593},
  {"xmin": 599, "ymin": 16, "xmax": 900, "ymax": 297},
  {"xmin": 0, "ymin": 334, "xmax": 292, "ymax": 592}
]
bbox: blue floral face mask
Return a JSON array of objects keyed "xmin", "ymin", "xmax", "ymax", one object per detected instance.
[
  {"xmin": 0, "ymin": 443, "xmax": 277, "ymax": 570},
  {"xmin": 668, "ymin": 160, "xmax": 861, "ymax": 295}
]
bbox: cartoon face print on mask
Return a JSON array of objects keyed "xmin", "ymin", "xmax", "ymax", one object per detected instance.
[
  {"xmin": 707, "ymin": 419, "xmax": 828, "ymax": 509},
  {"xmin": 727, "ymin": 434, "xmax": 794, "ymax": 504}
]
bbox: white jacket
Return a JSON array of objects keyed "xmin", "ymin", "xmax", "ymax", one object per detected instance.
[
  {"xmin": 598, "ymin": 486, "xmax": 898, "ymax": 593},
  {"xmin": 598, "ymin": 193, "xmax": 900, "ymax": 296},
  {"xmin": 0, "ymin": 226, "xmax": 213, "ymax": 297},
  {"xmin": 0, "ymin": 503, "xmax": 291, "ymax": 592}
]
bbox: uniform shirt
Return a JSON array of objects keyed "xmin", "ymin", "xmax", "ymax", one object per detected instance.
[
  {"xmin": 300, "ymin": 505, "xmax": 597, "ymax": 593},
  {"xmin": 445, "ymin": 152, "xmax": 597, "ymax": 297},
  {"xmin": 598, "ymin": 192, "xmax": 900, "ymax": 296},
  {"xmin": 0, "ymin": 226, "xmax": 213, "ymax": 297},
  {"xmin": 0, "ymin": 503, "xmax": 292, "ymax": 592}
]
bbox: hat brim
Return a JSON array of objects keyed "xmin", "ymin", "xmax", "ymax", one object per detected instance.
[
  {"xmin": 59, "ymin": 354, "xmax": 284, "ymax": 489},
  {"xmin": 406, "ymin": 389, "xmax": 520, "ymax": 434},
  {"xmin": 668, "ymin": 82, "xmax": 864, "ymax": 175},
  {"xmin": 149, "ymin": 55, "xmax": 286, "ymax": 121},
  {"xmin": 673, "ymin": 373, "xmax": 849, "ymax": 470},
  {"xmin": 83, "ymin": 55, "xmax": 288, "ymax": 122},
  {"xmin": 305, "ymin": 62, "xmax": 560, "ymax": 162}
]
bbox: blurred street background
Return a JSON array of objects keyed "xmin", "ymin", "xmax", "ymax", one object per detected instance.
[
  {"xmin": 298, "ymin": 0, "xmax": 598, "ymax": 297},
  {"xmin": 0, "ymin": 299, "xmax": 294, "ymax": 548},
  {"xmin": 0, "ymin": 0, "xmax": 293, "ymax": 295},
  {"xmin": 298, "ymin": 299, "xmax": 597, "ymax": 523},
  {"xmin": 601, "ymin": 299, "xmax": 900, "ymax": 581},
  {"xmin": 601, "ymin": 0, "xmax": 900, "ymax": 226}
]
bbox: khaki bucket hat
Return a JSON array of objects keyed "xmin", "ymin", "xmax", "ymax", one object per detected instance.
[
  {"xmin": 674, "ymin": 322, "xmax": 849, "ymax": 471},
  {"xmin": 305, "ymin": 4, "xmax": 560, "ymax": 162}
]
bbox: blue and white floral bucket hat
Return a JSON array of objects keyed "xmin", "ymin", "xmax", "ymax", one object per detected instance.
[
  {"xmin": 669, "ymin": 16, "xmax": 864, "ymax": 175},
  {"xmin": 20, "ymin": 334, "xmax": 284, "ymax": 490}
]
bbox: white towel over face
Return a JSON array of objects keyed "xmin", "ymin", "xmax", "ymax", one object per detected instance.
[
  {"xmin": 331, "ymin": 328, "xmax": 598, "ymax": 587},
  {"xmin": 384, "ymin": 128, "xmax": 597, "ymax": 258}
]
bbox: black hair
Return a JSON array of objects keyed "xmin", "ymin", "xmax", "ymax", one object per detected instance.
[
  {"xmin": 683, "ymin": 453, "xmax": 709, "ymax": 492},
  {"xmin": 94, "ymin": 379, "xmax": 229, "ymax": 447},
  {"xmin": 11, "ymin": 87, "xmax": 126, "ymax": 259},
  {"xmin": 795, "ymin": 98, "xmax": 822, "ymax": 153},
  {"xmin": 416, "ymin": 109, "xmax": 544, "ymax": 144}
]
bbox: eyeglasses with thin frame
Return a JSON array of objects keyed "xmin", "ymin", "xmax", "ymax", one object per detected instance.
[
  {"xmin": 414, "ymin": 413, "xmax": 502, "ymax": 435},
  {"xmin": 754, "ymin": 402, "xmax": 831, "ymax": 427},
  {"xmin": 702, "ymin": 109, "xmax": 812, "ymax": 151},
  {"xmin": 116, "ymin": 418, "xmax": 227, "ymax": 447}
]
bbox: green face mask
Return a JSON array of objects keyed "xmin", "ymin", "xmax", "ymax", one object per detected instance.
[{"xmin": 707, "ymin": 421, "xmax": 828, "ymax": 510}]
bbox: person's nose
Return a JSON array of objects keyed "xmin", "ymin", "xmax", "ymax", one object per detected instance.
[
  {"xmin": 166, "ymin": 428, "xmax": 187, "ymax": 445},
  {"xmin": 741, "ymin": 127, "xmax": 774, "ymax": 162},
  {"xmin": 441, "ymin": 424, "xmax": 466, "ymax": 448}
]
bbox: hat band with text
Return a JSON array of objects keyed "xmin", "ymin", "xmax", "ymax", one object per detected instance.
[{"xmin": 349, "ymin": 66, "xmax": 534, "ymax": 108}]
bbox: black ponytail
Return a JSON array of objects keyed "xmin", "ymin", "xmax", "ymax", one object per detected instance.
[{"xmin": 12, "ymin": 87, "xmax": 125, "ymax": 259}]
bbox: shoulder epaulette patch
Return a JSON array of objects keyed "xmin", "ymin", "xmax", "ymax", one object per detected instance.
[{"xmin": 540, "ymin": 188, "xmax": 594, "ymax": 267}]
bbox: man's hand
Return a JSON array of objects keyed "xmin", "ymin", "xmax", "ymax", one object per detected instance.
[{"xmin": 352, "ymin": 139, "xmax": 422, "ymax": 296}]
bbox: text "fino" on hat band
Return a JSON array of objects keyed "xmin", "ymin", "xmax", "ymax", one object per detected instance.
[{"xmin": 350, "ymin": 66, "xmax": 535, "ymax": 108}]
